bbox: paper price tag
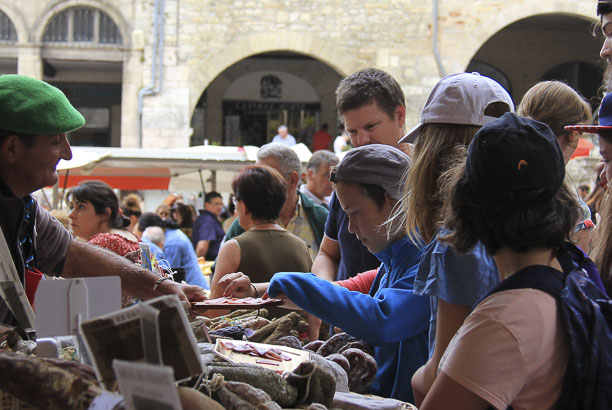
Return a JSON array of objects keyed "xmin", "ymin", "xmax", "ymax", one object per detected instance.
[{"xmin": 113, "ymin": 360, "xmax": 181, "ymax": 410}]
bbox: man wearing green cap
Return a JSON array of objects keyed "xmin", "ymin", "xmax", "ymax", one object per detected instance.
[{"xmin": 0, "ymin": 75, "xmax": 205, "ymax": 329}]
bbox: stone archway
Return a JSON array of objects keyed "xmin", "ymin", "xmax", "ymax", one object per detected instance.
[
  {"xmin": 191, "ymin": 51, "xmax": 344, "ymax": 147},
  {"xmin": 441, "ymin": 1, "xmax": 596, "ymax": 75},
  {"xmin": 187, "ymin": 31, "xmax": 359, "ymax": 118},
  {"xmin": 465, "ymin": 12, "xmax": 601, "ymax": 103}
]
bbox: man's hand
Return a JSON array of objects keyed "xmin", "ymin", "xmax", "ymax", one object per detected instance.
[
  {"xmin": 158, "ymin": 280, "xmax": 207, "ymax": 302},
  {"xmin": 218, "ymin": 272, "xmax": 254, "ymax": 298}
]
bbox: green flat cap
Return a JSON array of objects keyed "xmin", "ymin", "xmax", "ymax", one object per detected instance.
[{"xmin": 0, "ymin": 74, "xmax": 85, "ymax": 135}]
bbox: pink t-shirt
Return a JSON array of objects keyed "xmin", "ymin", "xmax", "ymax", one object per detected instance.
[{"xmin": 440, "ymin": 288, "xmax": 568, "ymax": 410}]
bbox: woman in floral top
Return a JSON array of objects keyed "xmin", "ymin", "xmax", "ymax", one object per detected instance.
[{"xmin": 67, "ymin": 180, "xmax": 141, "ymax": 305}]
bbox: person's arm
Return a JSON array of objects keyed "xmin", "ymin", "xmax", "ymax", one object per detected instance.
[
  {"xmin": 267, "ymin": 270, "xmax": 429, "ymax": 344},
  {"xmin": 207, "ymin": 240, "xmax": 241, "ymax": 317},
  {"xmin": 420, "ymin": 371, "xmax": 489, "ymax": 410},
  {"xmin": 412, "ymin": 300, "xmax": 471, "ymax": 406},
  {"xmin": 336, "ymin": 269, "xmax": 378, "ymax": 293},
  {"xmin": 61, "ymin": 240, "xmax": 206, "ymax": 302},
  {"xmin": 196, "ymin": 240, "xmax": 210, "ymax": 259},
  {"xmin": 311, "ymin": 235, "xmax": 340, "ymax": 281}
]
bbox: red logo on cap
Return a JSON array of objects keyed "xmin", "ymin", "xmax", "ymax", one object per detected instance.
[{"xmin": 517, "ymin": 160, "xmax": 528, "ymax": 170}]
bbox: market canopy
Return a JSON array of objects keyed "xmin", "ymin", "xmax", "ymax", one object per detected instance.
[{"xmin": 56, "ymin": 144, "xmax": 313, "ymax": 191}]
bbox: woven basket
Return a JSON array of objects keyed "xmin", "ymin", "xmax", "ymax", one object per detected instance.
[{"xmin": 0, "ymin": 391, "xmax": 35, "ymax": 410}]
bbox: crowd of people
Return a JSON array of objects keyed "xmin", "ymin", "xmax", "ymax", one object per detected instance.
[{"xmin": 1, "ymin": 2, "xmax": 612, "ymax": 408}]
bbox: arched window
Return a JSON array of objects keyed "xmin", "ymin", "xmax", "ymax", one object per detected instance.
[
  {"xmin": 0, "ymin": 10, "xmax": 17, "ymax": 42},
  {"xmin": 43, "ymin": 7, "xmax": 122, "ymax": 45}
]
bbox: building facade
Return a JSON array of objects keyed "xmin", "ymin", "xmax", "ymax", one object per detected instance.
[{"xmin": 0, "ymin": 0, "xmax": 603, "ymax": 150}]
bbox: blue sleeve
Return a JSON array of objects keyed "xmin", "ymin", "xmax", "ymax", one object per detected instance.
[
  {"xmin": 182, "ymin": 239, "xmax": 209, "ymax": 289},
  {"xmin": 268, "ymin": 271, "xmax": 429, "ymax": 345},
  {"xmin": 163, "ymin": 240, "xmax": 180, "ymax": 267},
  {"xmin": 323, "ymin": 193, "xmax": 340, "ymax": 241},
  {"xmin": 414, "ymin": 237, "xmax": 499, "ymax": 306}
]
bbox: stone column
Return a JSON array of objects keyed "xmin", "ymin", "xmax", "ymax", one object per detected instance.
[
  {"xmin": 120, "ymin": 43, "xmax": 143, "ymax": 148},
  {"xmin": 17, "ymin": 44, "xmax": 42, "ymax": 79}
]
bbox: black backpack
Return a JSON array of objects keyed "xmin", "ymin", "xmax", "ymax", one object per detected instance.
[{"xmin": 477, "ymin": 242, "xmax": 612, "ymax": 410}]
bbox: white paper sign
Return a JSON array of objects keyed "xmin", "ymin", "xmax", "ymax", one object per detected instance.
[
  {"xmin": 112, "ymin": 360, "xmax": 182, "ymax": 410},
  {"xmin": 35, "ymin": 276, "xmax": 121, "ymax": 337},
  {"xmin": 0, "ymin": 227, "xmax": 35, "ymax": 329}
]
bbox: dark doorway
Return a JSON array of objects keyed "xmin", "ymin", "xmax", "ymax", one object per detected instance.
[{"xmin": 241, "ymin": 112, "xmax": 268, "ymax": 146}]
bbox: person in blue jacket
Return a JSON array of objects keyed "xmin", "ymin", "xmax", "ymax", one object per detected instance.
[{"xmin": 220, "ymin": 144, "xmax": 429, "ymax": 403}]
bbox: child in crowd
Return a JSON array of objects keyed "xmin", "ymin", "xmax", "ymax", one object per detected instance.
[
  {"xmin": 421, "ymin": 113, "xmax": 578, "ymax": 409},
  {"xmin": 219, "ymin": 144, "xmax": 429, "ymax": 403}
]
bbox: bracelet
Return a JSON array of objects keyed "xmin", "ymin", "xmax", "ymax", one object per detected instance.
[
  {"xmin": 250, "ymin": 283, "xmax": 259, "ymax": 298},
  {"xmin": 153, "ymin": 276, "xmax": 169, "ymax": 291}
]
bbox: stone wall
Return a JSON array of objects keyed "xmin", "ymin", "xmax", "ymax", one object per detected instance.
[{"xmin": 0, "ymin": 0, "xmax": 601, "ymax": 149}]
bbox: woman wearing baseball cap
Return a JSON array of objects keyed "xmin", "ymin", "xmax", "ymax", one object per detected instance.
[
  {"xmin": 404, "ymin": 72, "xmax": 514, "ymax": 403},
  {"xmin": 420, "ymin": 113, "xmax": 579, "ymax": 409},
  {"xmin": 566, "ymin": 92, "xmax": 612, "ymax": 294}
]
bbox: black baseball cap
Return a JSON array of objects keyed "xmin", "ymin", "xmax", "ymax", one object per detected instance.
[{"xmin": 466, "ymin": 112, "xmax": 565, "ymax": 209}]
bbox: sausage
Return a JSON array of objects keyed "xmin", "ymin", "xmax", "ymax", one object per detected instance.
[
  {"xmin": 225, "ymin": 381, "xmax": 281, "ymax": 409},
  {"xmin": 262, "ymin": 317, "xmax": 293, "ymax": 344},
  {"xmin": 206, "ymin": 364, "xmax": 298, "ymax": 407},
  {"xmin": 275, "ymin": 335, "xmax": 303, "ymax": 350},
  {"xmin": 324, "ymin": 353, "xmax": 350, "ymax": 375},
  {"xmin": 341, "ymin": 348, "xmax": 377, "ymax": 394},
  {"xmin": 337, "ymin": 340, "xmax": 374, "ymax": 357},
  {"xmin": 316, "ymin": 332, "xmax": 358, "ymax": 357},
  {"xmin": 0, "ymin": 350, "xmax": 101, "ymax": 409},
  {"xmin": 303, "ymin": 340, "xmax": 324, "ymax": 352}
]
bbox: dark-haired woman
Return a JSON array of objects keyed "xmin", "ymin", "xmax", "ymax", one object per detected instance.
[
  {"xmin": 68, "ymin": 180, "xmax": 141, "ymax": 305},
  {"xmin": 68, "ymin": 180, "xmax": 140, "ymax": 254},
  {"xmin": 120, "ymin": 193, "xmax": 143, "ymax": 234},
  {"xmin": 209, "ymin": 165, "xmax": 312, "ymax": 317},
  {"xmin": 421, "ymin": 113, "xmax": 577, "ymax": 409}
]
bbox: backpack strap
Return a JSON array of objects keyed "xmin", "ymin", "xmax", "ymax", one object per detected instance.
[{"xmin": 472, "ymin": 243, "xmax": 574, "ymax": 311}]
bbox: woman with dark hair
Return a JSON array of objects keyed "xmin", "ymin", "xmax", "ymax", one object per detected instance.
[
  {"xmin": 120, "ymin": 193, "xmax": 143, "ymax": 234},
  {"xmin": 209, "ymin": 165, "xmax": 312, "ymax": 317},
  {"xmin": 171, "ymin": 202, "xmax": 194, "ymax": 238},
  {"xmin": 420, "ymin": 113, "xmax": 579, "ymax": 409},
  {"xmin": 68, "ymin": 180, "xmax": 141, "ymax": 306},
  {"xmin": 67, "ymin": 180, "xmax": 140, "ymax": 256}
]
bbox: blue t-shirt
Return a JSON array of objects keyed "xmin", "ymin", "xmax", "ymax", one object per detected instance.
[
  {"xmin": 192, "ymin": 210, "xmax": 225, "ymax": 261},
  {"xmin": 268, "ymin": 236, "xmax": 429, "ymax": 403},
  {"xmin": 324, "ymin": 193, "xmax": 380, "ymax": 280},
  {"xmin": 164, "ymin": 228, "xmax": 209, "ymax": 289},
  {"xmin": 413, "ymin": 231, "xmax": 499, "ymax": 354}
]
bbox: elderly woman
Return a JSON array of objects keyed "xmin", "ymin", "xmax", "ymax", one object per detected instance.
[{"xmin": 209, "ymin": 165, "xmax": 312, "ymax": 317}]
